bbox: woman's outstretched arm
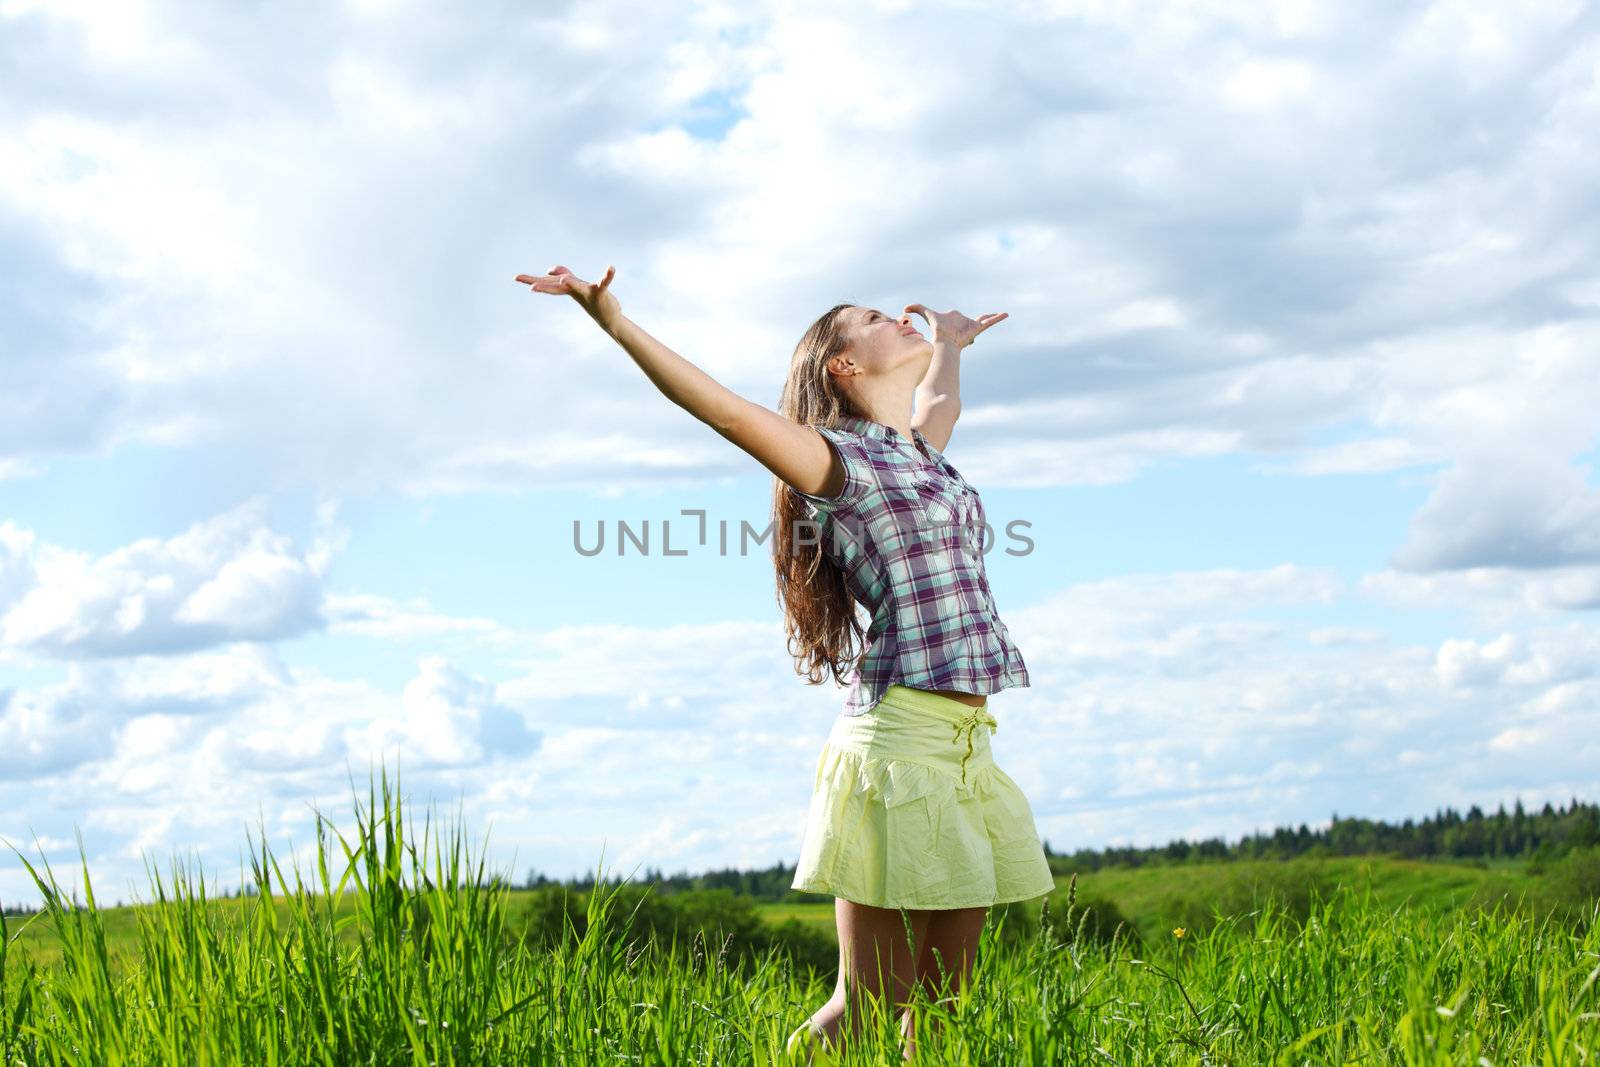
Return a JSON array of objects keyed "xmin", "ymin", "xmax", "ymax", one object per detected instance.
[{"xmin": 515, "ymin": 263, "xmax": 845, "ymax": 498}]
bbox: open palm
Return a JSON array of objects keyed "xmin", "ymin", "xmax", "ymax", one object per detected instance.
[
  {"xmin": 514, "ymin": 264, "xmax": 623, "ymax": 334},
  {"xmin": 904, "ymin": 304, "xmax": 1007, "ymax": 349}
]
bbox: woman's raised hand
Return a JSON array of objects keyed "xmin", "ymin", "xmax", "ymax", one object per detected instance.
[
  {"xmin": 514, "ymin": 264, "xmax": 623, "ymax": 335},
  {"xmin": 904, "ymin": 304, "xmax": 1008, "ymax": 350}
]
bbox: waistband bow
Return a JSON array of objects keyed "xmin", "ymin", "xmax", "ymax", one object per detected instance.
[{"xmin": 951, "ymin": 706, "xmax": 998, "ymax": 785}]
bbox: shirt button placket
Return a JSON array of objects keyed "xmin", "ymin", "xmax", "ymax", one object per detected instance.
[{"xmin": 960, "ymin": 518, "xmax": 995, "ymax": 609}]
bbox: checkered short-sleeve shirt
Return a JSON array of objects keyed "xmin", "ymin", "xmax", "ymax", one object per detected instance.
[{"xmin": 789, "ymin": 415, "xmax": 1030, "ymax": 716}]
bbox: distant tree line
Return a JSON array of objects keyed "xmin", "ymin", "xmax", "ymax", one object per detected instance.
[
  {"xmin": 5, "ymin": 795, "xmax": 1594, "ymax": 914},
  {"xmin": 1048, "ymin": 796, "xmax": 1599, "ymax": 875},
  {"xmin": 517, "ymin": 796, "xmax": 1600, "ymax": 902}
]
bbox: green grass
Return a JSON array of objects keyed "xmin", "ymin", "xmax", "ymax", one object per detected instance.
[
  {"xmin": 2, "ymin": 765, "xmax": 1597, "ymax": 1064},
  {"xmin": 4, "ymin": 856, "xmax": 1555, "ymax": 969}
]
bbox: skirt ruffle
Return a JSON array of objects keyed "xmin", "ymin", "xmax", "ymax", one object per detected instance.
[{"xmin": 790, "ymin": 739, "xmax": 1057, "ymax": 910}]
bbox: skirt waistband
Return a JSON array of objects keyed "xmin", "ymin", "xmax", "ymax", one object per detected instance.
[
  {"xmin": 833, "ymin": 684, "xmax": 998, "ymax": 788},
  {"xmin": 872, "ymin": 683, "xmax": 992, "ymax": 726}
]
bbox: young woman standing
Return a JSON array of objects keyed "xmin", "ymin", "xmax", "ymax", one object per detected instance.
[{"xmin": 515, "ymin": 264, "xmax": 1056, "ymax": 1061}]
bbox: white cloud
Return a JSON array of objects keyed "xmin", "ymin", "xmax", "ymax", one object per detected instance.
[
  {"xmin": 0, "ymin": 681, "xmax": 116, "ymax": 779},
  {"xmin": 4, "ymin": 557, "xmax": 1599, "ymax": 906},
  {"xmin": 1360, "ymin": 564, "xmax": 1600, "ymax": 626},
  {"xmin": 0, "ymin": 500, "xmax": 328, "ymax": 658},
  {"xmin": 1435, "ymin": 622, "xmax": 1600, "ymax": 691},
  {"xmin": 1260, "ymin": 437, "xmax": 1449, "ymax": 476},
  {"xmin": 1221, "ymin": 57, "xmax": 1315, "ymax": 112},
  {"xmin": 0, "ymin": 0, "xmax": 1593, "ymax": 524},
  {"xmin": 324, "ymin": 593, "xmax": 513, "ymax": 643},
  {"xmin": 359, "ymin": 655, "xmax": 540, "ymax": 768}
]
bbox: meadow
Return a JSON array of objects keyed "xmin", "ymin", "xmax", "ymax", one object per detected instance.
[{"xmin": 2, "ymin": 768, "xmax": 1597, "ymax": 1065}]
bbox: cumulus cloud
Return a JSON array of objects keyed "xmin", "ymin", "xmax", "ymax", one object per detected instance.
[
  {"xmin": 1434, "ymin": 622, "xmax": 1600, "ymax": 691},
  {"xmin": 1360, "ymin": 563, "xmax": 1600, "ymax": 627},
  {"xmin": 324, "ymin": 593, "xmax": 514, "ymax": 643},
  {"xmin": 4, "ymin": 559, "xmax": 1599, "ymax": 904},
  {"xmin": 0, "ymin": 642, "xmax": 300, "ymax": 786},
  {"xmin": 1392, "ymin": 442, "xmax": 1600, "ymax": 571},
  {"xmin": 0, "ymin": 499, "xmax": 330, "ymax": 658},
  {"xmin": 0, "ymin": 0, "xmax": 1594, "ymax": 521},
  {"xmin": 361, "ymin": 656, "xmax": 541, "ymax": 768},
  {"xmin": 0, "ymin": 681, "xmax": 117, "ymax": 780},
  {"xmin": 993, "ymin": 563, "xmax": 1600, "ymax": 849}
]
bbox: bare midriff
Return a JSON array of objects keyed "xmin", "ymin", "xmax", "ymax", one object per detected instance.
[{"xmin": 922, "ymin": 687, "xmax": 989, "ymax": 708}]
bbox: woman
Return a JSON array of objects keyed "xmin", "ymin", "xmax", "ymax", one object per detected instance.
[{"xmin": 515, "ymin": 264, "xmax": 1056, "ymax": 1061}]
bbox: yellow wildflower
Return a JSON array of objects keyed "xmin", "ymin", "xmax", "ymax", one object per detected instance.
[{"xmin": 1172, "ymin": 927, "xmax": 1186, "ymax": 939}]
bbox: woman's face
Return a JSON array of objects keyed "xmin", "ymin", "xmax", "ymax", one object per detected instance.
[{"xmin": 836, "ymin": 305, "xmax": 931, "ymax": 378}]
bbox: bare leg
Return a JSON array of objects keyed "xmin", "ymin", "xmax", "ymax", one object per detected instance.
[
  {"xmin": 790, "ymin": 898, "xmax": 931, "ymax": 1060},
  {"xmin": 898, "ymin": 905, "xmax": 988, "ymax": 1056}
]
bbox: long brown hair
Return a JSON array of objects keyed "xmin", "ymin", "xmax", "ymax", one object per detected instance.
[{"xmin": 772, "ymin": 302, "xmax": 872, "ymax": 690}]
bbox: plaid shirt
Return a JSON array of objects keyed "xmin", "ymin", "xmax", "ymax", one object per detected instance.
[{"xmin": 790, "ymin": 415, "xmax": 1030, "ymax": 715}]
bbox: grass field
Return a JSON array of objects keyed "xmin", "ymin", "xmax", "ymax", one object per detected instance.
[{"xmin": 3, "ymin": 769, "xmax": 1597, "ymax": 1064}]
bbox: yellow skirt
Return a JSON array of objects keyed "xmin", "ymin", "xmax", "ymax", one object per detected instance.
[{"xmin": 790, "ymin": 684, "xmax": 1057, "ymax": 910}]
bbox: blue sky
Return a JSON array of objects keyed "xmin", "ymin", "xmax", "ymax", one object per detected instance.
[{"xmin": 3, "ymin": 0, "xmax": 1599, "ymax": 907}]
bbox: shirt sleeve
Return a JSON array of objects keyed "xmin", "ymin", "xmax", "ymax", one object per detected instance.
[{"xmin": 790, "ymin": 426, "xmax": 871, "ymax": 510}]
